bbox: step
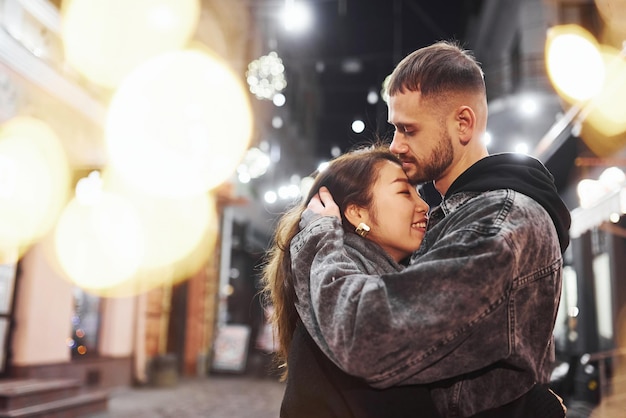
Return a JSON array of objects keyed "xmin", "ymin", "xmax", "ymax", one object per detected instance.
[
  {"xmin": 0, "ymin": 380, "xmax": 81, "ymax": 411},
  {"xmin": 0, "ymin": 390, "xmax": 108, "ymax": 418}
]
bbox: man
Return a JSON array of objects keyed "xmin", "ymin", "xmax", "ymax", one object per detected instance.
[{"xmin": 290, "ymin": 41, "xmax": 571, "ymax": 417}]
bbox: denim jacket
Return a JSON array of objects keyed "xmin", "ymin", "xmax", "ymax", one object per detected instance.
[
  {"xmin": 282, "ymin": 227, "xmax": 443, "ymax": 417},
  {"xmin": 290, "ymin": 188, "xmax": 565, "ymax": 417}
]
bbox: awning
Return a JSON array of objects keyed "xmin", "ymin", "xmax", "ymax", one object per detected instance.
[{"xmin": 570, "ymin": 187, "xmax": 626, "ymax": 238}]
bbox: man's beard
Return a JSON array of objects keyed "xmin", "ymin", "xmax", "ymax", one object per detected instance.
[{"xmin": 407, "ymin": 129, "xmax": 454, "ymax": 185}]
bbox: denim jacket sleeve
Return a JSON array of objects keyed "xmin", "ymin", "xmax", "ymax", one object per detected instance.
[
  {"xmin": 290, "ymin": 214, "xmax": 400, "ymax": 368},
  {"xmin": 290, "ymin": 193, "xmax": 543, "ymax": 389}
]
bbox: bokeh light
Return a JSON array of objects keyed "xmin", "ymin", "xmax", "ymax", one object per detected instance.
[
  {"xmin": 514, "ymin": 143, "xmax": 529, "ymax": 154},
  {"xmin": 577, "ymin": 179, "xmax": 605, "ymax": 208},
  {"xmin": 599, "ymin": 166, "xmax": 626, "ymax": 190},
  {"xmin": 583, "ymin": 45, "xmax": 626, "ymax": 137},
  {"xmin": 482, "ymin": 131, "xmax": 493, "ymax": 147},
  {"xmin": 0, "ymin": 117, "xmax": 70, "ymax": 254},
  {"xmin": 367, "ymin": 89, "xmax": 379, "ymax": 105},
  {"xmin": 351, "ymin": 119, "xmax": 365, "ymax": 134},
  {"xmin": 122, "ymin": 188, "xmax": 211, "ymax": 272},
  {"xmin": 546, "ymin": 25, "xmax": 605, "ymax": 102},
  {"xmin": 273, "ymin": 93, "xmax": 286, "ymax": 107},
  {"xmin": 246, "ymin": 51, "xmax": 287, "ymax": 100},
  {"xmin": 54, "ymin": 188, "xmax": 144, "ymax": 291},
  {"xmin": 104, "ymin": 169, "xmax": 218, "ymax": 296},
  {"xmin": 238, "ymin": 147, "xmax": 271, "ymax": 180},
  {"xmin": 282, "ymin": 1, "xmax": 313, "ymax": 33},
  {"xmin": 105, "ymin": 49, "xmax": 253, "ymax": 198},
  {"xmin": 264, "ymin": 191, "xmax": 277, "ymax": 204},
  {"xmin": 580, "ymin": 116, "xmax": 626, "ymax": 157},
  {"xmin": 53, "ymin": 169, "xmax": 220, "ymax": 297},
  {"xmin": 61, "ymin": 0, "xmax": 200, "ymax": 88}
]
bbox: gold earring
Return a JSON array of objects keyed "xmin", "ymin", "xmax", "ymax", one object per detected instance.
[{"xmin": 355, "ymin": 222, "xmax": 370, "ymax": 238}]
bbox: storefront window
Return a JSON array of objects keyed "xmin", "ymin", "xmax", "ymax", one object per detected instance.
[
  {"xmin": 593, "ymin": 252, "xmax": 613, "ymax": 345},
  {"xmin": 554, "ymin": 265, "xmax": 579, "ymax": 353},
  {"xmin": 0, "ymin": 256, "xmax": 17, "ymax": 372},
  {"xmin": 69, "ymin": 287, "xmax": 101, "ymax": 358}
]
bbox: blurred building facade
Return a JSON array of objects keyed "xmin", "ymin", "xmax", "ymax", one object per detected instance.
[{"xmin": 0, "ymin": 1, "xmax": 282, "ymax": 414}]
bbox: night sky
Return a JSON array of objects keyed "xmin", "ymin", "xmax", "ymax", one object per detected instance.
[{"xmin": 274, "ymin": 0, "xmax": 477, "ymax": 161}]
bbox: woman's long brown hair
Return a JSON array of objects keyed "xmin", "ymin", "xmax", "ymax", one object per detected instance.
[{"xmin": 260, "ymin": 145, "xmax": 402, "ymax": 380}]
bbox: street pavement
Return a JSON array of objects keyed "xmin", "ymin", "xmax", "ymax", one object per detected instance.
[
  {"xmin": 94, "ymin": 373, "xmax": 625, "ymax": 418},
  {"xmin": 101, "ymin": 375, "xmax": 285, "ymax": 418}
]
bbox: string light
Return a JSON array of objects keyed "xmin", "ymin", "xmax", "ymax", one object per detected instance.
[{"xmin": 246, "ymin": 51, "xmax": 287, "ymax": 100}]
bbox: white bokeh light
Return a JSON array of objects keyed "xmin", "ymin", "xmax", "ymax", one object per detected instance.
[
  {"xmin": 278, "ymin": 184, "xmax": 300, "ymax": 200},
  {"xmin": 238, "ymin": 171, "xmax": 251, "ymax": 184},
  {"xmin": 264, "ymin": 190, "xmax": 278, "ymax": 204},
  {"xmin": 352, "ymin": 119, "xmax": 365, "ymax": 133},
  {"xmin": 317, "ymin": 161, "xmax": 330, "ymax": 173},
  {"xmin": 367, "ymin": 89, "xmax": 379, "ymax": 105},
  {"xmin": 273, "ymin": 93, "xmax": 286, "ymax": 107},
  {"xmin": 520, "ymin": 97, "xmax": 539, "ymax": 117},
  {"xmin": 598, "ymin": 167, "xmax": 625, "ymax": 191},
  {"xmin": 577, "ymin": 179, "xmax": 605, "ymax": 208},
  {"xmin": 514, "ymin": 143, "xmax": 529, "ymax": 154},
  {"xmin": 282, "ymin": 1, "xmax": 312, "ymax": 32},
  {"xmin": 300, "ymin": 176, "xmax": 315, "ymax": 198},
  {"xmin": 482, "ymin": 131, "xmax": 492, "ymax": 147},
  {"xmin": 272, "ymin": 116, "xmax": 284, "ymax": 129},
  {"xmin": 246, "ymin": 51, "xmax": 287, "ymax": 100}
]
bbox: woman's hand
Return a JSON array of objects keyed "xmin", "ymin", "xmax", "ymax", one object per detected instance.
[{"xmin": 308, "ymin": 186, "xmax": 341, "ymax": 219}]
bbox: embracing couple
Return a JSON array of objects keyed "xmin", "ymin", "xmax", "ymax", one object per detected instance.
[{"xmin": 263, "ymin": 40, "xmax": 571, "ymax": 418}]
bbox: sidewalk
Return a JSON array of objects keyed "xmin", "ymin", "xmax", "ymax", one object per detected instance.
[
  {"xmin": 102, "ymin": 375, "xmax": 285, "ymax": 418},
  {"xmin": 98, "ymin": 374, "xmax": 626, "ymax": 418}
]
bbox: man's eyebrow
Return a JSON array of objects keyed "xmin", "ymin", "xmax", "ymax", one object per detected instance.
[{"xmin": 388, "ymin": 121, "xmax": 416, "ymax": 130}]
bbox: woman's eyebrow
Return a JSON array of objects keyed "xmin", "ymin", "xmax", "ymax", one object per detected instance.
[{"xmin": 391, "ymin": 177, "xmax": 411, "ymax": 185}]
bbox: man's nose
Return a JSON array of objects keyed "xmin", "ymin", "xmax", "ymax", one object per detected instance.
[{"xmin": 389, "ymin": 134, "xmax": 405, "ymax": 154}]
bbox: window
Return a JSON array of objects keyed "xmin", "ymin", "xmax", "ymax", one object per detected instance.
[{"xmin": 69, "ymin": 287, "xmax": 101, "ymax": 358}]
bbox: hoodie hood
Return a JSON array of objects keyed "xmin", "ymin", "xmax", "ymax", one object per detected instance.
[{"xmin": 445, "ymin": 153, "xmax": 571, "ymax": 253}]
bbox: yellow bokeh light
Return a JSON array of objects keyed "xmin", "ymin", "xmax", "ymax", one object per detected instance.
[
  {"xmin": 54, "ymin": 190, "xmax": 144, "ymax": 291},
  {"xmin": 579, "ymin": 117, "xmax": 626, "ymax": 157},
  {"xmin": 110, "ymin": 216, "xmax": 218, "ymax": 298},
  {"xmin": 0, "ymin": 117, "xmax": 70, "ymax": 254},
  {"xmin": 106, "ymin": 49, "xmax": 253, "ymax": 198},
  {"xmin": 546, "ymin": 25, "xmax": 605, "ymax": 102},
  {"xmin": 61, "ymin": 0, "xmax": 200, "ymax": 88},
  {"xmin": 73, "ymin": 222, "xmax": 218, "ymax": 298},
  {"xmin": 64, "ymin": 169, "xmax": 220, "ymax": 298},
  {"xmin": 131, "ymin": 192, "xmax": 211, "ymax": 270},
  {"xmin": 584, "ymin": 45, "xmax": 626, "ymax": 137}
]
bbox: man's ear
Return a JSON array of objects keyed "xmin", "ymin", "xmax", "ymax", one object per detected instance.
[
  {"xmin": 456, "ymin": 105, "xmax": 476, "ymax": 145},
  {"xmin": 345, "ymin": 203, "xmax": 365, "ymax": 227}
]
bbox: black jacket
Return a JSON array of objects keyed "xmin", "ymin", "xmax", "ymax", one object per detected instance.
[{"xmin": 281, "ymin": 323, "xmax": 441, "ymax": 418}]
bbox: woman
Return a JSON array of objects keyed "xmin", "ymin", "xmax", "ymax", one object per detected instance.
[{"xmin": 262, "ymin": 145, "xmax": 439, "ymax": 417}]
